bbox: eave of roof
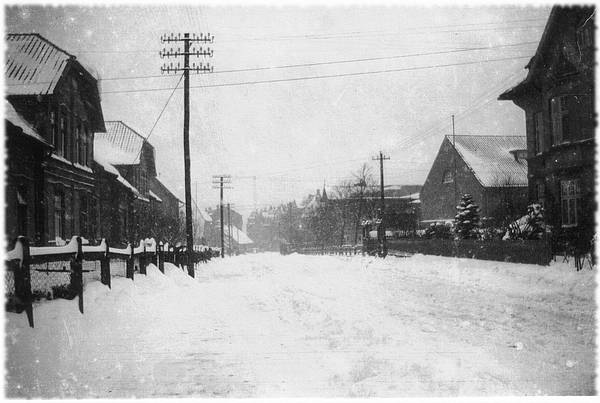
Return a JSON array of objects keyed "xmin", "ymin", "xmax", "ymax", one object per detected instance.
[{"xmin": 5, "ymin": 100, "xmax": 52, "ymax": 147}]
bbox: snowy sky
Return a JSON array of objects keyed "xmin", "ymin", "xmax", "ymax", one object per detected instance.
[{"xmin": 4, "ymin": 1, "xmax": 552, "ymax": 218}]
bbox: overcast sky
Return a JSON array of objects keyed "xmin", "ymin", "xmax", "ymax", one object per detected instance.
[{"xmin": 5, "ymin": 3, "xmax": 551, "ymax": 218}]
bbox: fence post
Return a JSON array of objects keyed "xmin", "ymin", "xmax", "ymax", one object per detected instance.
[
  {"xmin": 13, "ymin": 237, "xmax": 34, "ymax": 328},
  {"xmin": 70, "ymin": 237, "xmax": 84, "ymax": 314},
  {"xmin": 140, "ymin": 241, "xmax": 147, "ymax": 275},
  {"xmin": 126, "ymin": 242, "xmax": 134, "ymax": 280},
  {"xmin": 151, "ymin": 238, "xmax": 157, "ymax": 266},
  {"xmin": 100, "ymin": 239, "xmax": 111, "ymax": 289},
  {"xmin": 158, "ymin": 241, "xmax": 164, "ymax": 273}
]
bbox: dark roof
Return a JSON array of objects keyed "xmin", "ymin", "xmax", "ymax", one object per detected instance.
[
  {"xmin": 448, "ymin": 135, "xmax": 528, "ymax": 187},
  {"xmin": 5, "ymin": 33, "xmax": 74, "ymax": 96},
  {"xmin": 94, "ymin": 121, "xmax": 155, "ymax": 168}
]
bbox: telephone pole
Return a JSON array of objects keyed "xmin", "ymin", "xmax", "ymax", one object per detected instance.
[
  {"xmin": 227, "ymin": 203, "xmax": 232, "ymax": 257},
  {"xmin": 452, "ymin": 114, "xmax": 458, "ymax": 207},
  {"xmin": 372, "ymin": 151, "xmax": 390, "ymax": 257},
  {"xmin": 212, "ymin": 175, "xmax": 231, "ymax": 258},
  {"xmin": 160, "ymin": 32, "xmax": 214, "ymax": 277}
]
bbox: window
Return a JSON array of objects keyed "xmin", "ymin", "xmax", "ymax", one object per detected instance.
[
  {"xmin": 550, "ymin": 95, "xmax": 593, "ymax": 145},
  {"xmin": 50, "ymin": 111, "xmax": 57, "ymax": 147},
  {"xmin": 17, "ymin": 186, "xmax": 27, "ymax": 236},
  {"xmin": 561, "ymin": 179, "xmax": 582, "ymax": 227},
  {"xmin": 82, "ymin": 125, "xmax": 89, "ymax": 166},
  {"xmin": 140, "ymin": 170, "xmax": 147, "ymax": 194},
  {"xmin": 550, "ymin": 96, "xmax": 569, "ymax": 145},
  {"xmin": 535, "ymin": 181, "xmax": 546, "ymax": 209},
  {"xmin": 80, "ymin": 193, "xmax": 89, "ymax": 238},
  {"xmin": 442, "ymin": 170, "xmax": 454, "ymax": 184},
  {"xmin": 54, "ymin": 190, "xmax": 65, "ymax": 240},
  {"xmin": 533, "ymin": 112, "xmax": 544, "ymax": 155},
  {"xmin": 57, "ymin": 111, "xmax": 67, "ymax": 157},
  {"xmin": 74, "ymin": 120, "xmax": 81, "ymax": 164}
]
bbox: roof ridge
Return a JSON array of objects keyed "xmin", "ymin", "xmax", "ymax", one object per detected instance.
[
  {"xmin": 445, "ymin": 134, "xmax": 525, "ymax": 138},
  {"xmin": 6, "ymin": 33, "xmax": 75, "ymax": 59}
]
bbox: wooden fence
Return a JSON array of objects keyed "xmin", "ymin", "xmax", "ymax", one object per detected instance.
[{"xmin": 4, "ymin": 236, "xmax": 217, "ymax": 328}]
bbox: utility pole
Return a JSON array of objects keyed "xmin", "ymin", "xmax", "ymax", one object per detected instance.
[
  {"xmin": 372, "ymin": 151, "xmax": 390, "ymax": 257},
  {"xmin": 452, "ymin": 114, "xmax": 458, "ymax": 208},
  {"xmin": 288, "ymin": 202, "xmax": 293, "ymax": 244},
  {"xmin": 212, "ymin": 175, "xmax": 231, "ymax": 258},
  {"xmin": 160, "ymin": 32, "xmax": 214, "ymax": 277},
  {"xmin": 227, "ymin": 203, "xmax": 232, "ymax": 257}
]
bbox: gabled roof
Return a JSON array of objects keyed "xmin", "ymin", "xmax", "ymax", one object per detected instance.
[
  {"xmin": 6, "ymin": 33, "xmax": 74, "ymax": 96},
  {"xmin": 5, "ymin": 100, "xmax": 51, "ymax": 146},
  {"xmin": 94, "ymin": 121, "xmax": 154, "ymax": 168},
  {"xmin": 448, "ymin": 135, "xmax": 528, "ymax": 187},
  {"xmin": 499, "ymin": 6, "xmax": 594, "ymax": 100}
]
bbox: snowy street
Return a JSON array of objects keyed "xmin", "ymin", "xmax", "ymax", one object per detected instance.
[{"xmin": 5, "ymin": 252, "xmax": 595, "ymax": 397}]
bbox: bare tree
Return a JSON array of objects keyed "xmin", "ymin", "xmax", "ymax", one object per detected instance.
[{"xmin": 351, "ymin": 163, "xmax": 375, "ymax": 244}]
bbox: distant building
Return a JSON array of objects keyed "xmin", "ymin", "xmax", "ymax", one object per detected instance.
[
  {"xmin": 420, "ymin": 135, "xmax": 529, "ymax": 227},
  {"xmin": 499, "ymin": 6, "xmax": 595, "ymax": 248},
  {"xmin": 5, "ymin": 33, "xmax": 105, "ymax": 245},
  {"xmin": 247, "ymin": 207, "xmax": 280, "ymax": 251}
]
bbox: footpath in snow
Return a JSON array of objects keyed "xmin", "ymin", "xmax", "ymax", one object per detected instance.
[{"xmin": 4, "ymin": 252, "xmax": 596, "ymax": 397}]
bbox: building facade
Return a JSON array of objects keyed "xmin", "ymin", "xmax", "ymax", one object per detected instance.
[
  {"xmin": 499, "ymin": 6, "xmax": 595, "ymax": 248},
  {"xmin": 6, "ymin": 33, "xmax": 105, "ymax": 245},
  {"xmin": 421, "ymin": 135, "xmax": 529, "ymax": 227}
]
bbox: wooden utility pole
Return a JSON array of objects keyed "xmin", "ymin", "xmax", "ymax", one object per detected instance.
[
  {"xmin": 452, "ymin": 114, "xmax": 458, "ymax": 207},
  {"xmin": 227, "ymin": 203, "xmax": 232, "ymax": 257},
  {"xmin": 212, "ymin": 175, "xmax": 231, "ymax": 258},
  {"xmin": 372, "ymin": 151, "xmax": 390, "ymax": 256},
  {"xmin": 160, "ymin": 32, "xmax": 214, "ymax": 277}
]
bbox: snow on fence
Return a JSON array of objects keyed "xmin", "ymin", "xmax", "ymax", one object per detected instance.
[{"xmin": 4, "ymin": 236, "xmax": 216, "ymax": 328}]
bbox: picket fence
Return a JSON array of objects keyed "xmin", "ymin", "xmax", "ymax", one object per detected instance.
[{"xmin": 4, "ymin": 236, "xmax": 207, "ymax": 328}]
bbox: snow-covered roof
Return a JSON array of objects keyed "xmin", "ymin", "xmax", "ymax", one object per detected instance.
[
  {"xmin": 93, "ymin": 152, "xmax": 142, "ymax": 198},
  {"xmin": 225, "ymin": 225, "xmax": 254, "ymax": 245},
  {"xmin": 398, "ymin": 192, "xmax": 420, "ymax": 200},
  {"xmin": 199, "ymin": 209, "xmax": 212, "ymax": 223},
  {"xmin": 94, "ymin": 121, "xmax": 151, "ymax": 166},
  {"xmin": 5, "ymin": 33, "xmax": 72, "ymax": 96},
  {"xmin": 5, "ymin": 100, "xmax": 50, "ymax": 146},
  {"xmin": 449, "ymin": 135, "xmax": 528, "ymax": 187}
]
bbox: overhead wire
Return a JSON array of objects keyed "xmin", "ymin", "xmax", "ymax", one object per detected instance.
[
  {"xmin": 100, "ymin": 54, "xmax": 532, "ymax": 94},
  {"xmin": 7, "ymin": 40, "xmax": 537, "ymax": 87},
  {"xmin": 129, "ymin": 73, "xmax": 184, "ymax": 165}
]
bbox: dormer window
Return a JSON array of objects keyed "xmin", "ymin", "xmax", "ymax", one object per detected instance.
[{"xmin": 442, "ymin": 170, "xmax": 454, "ymax": 184}]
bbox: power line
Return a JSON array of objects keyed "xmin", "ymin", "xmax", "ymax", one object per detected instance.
[
  {"xmin": 129, "ymin": 73, "xmax": 184, "ymax": 164},
  {"xmin": 7, "ymin": 40, "xmax": 537, "ymax": 86},
  {"xmin": 100, "ymin": 54, "xmax": 531, "ymax": 94}
]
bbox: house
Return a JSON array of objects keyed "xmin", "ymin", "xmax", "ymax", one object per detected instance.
[
  {"xmin": 420, "ymin": 135, "xmax": 529, "ymax": 227},
  {"xmin": 205, "ymin": 205, "xmax": 244, "ymax": 248},
  {"xmin": 92, "ymin": 153, "xmax": 138, "ymax": 245},
  {"xmin": 247, "ymin": 207, "xmax": 280, "ymax": 251},
  {"xmin": 498, "ymin": 6, "xmax": 595, "ymax": 248},
  {"xmin": 5, "ymin": 33, "xmax": 105, "ymax": 245},
  {"xmin": 5, "ymin": 101, "xmax": 52, "ymax": 245},
  {"xmin": 94, "ymin": 121, "xmax": 169, "ymax": 242}
]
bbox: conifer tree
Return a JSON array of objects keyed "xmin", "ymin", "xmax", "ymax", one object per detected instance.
[{"xmin": 454, "ymin": 194, "xmax": 480, "ymax": 239}]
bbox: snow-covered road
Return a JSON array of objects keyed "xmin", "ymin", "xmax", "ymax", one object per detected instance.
[{"xmin": 5, "ymin": 252, "xmax": 596, "ymax": 397}]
